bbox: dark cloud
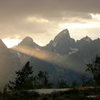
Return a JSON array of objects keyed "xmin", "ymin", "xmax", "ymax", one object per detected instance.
[
  {"xmin": 0, "ymin": 0, "xmax": 100, "ymax": 22},
  {"xmin": 0, "ymin": 0, "xmax": 100, "ymax": 46}
]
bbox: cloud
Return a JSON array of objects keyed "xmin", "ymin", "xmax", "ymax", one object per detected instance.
[
  {"xmin": 0, "ymin": 0, "xmax": 100, "ymax": 46},
  {"xmin": 0, "ymin": 0, "xmax": 100, "ymax": 22},
  {"xmin": 26, "ymin": 16, "xmax": 49, "ymax": 23},
  {"xmin": 90, "ymin": 13, "xmax": 100, "ymax": 20}
]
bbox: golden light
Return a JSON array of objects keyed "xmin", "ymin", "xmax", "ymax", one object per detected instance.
[
  {"xmin": 12, "ymin": 46, "xmax": 81, "ymax": 72},
  {"xmin": 59, "ymin": 22, "xmax": 100, "ymax": 30},
  {"xmin": 12, "ymin": 46, "xmax": 64, "ymax": 65},
  {"xmin": 2, "ymin": 38, "xmax": 21, "ymax": 48},
  {"xmin": 26, "ymin": 16, "xmax": 49, "ymax": 23},
  {"xmin": 59, "ymin": 13, "xmax": 100, "ymax": 30}
]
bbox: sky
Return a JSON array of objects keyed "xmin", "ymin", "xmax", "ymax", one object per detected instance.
[{"xmin": 0, "ymin": 0, "xmax": 100, "ymax": 47}]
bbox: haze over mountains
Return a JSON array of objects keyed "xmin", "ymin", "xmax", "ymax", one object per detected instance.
[
  {"xmin": 0, "ymin": 29, "xmax": 100, "ymax": 88},
  {"xmin": 0, "ymin": 39, "xmax": 22, "ymax": 89}
]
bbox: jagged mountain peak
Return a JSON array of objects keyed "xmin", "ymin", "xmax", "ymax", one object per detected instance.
[
  {"xmin": 54, "ymin": 29, "xmax": 71, "ymax": 43},
  {"xmin": 60, "ymin": 29, "xmax": 69, "ymax": 34},
  {"xmin": 44, "ymin": 29, "xmax": 76, "ymax": 54},
  {"xmin": 18, "ymin": 36, "xmax": 33, "ymax": 47},
  {"xmin": 81, "ymin": 36, "xmax": 92, "ymax": 42},
  {"xmin": 77, "ymin": 36, "xmax": 92, "ymax": 44},
  {"xmin": 17, "ymin": 36, "xmax": 39, "ymax": 48},
  {"xmin": 94, "ymin": 38, "xmax": 100, "ymax": 41},
  {"xmin": 22, "ymin": 36, "xmax": 34, "ymax": 43},
  {"xmin": 55, "ymin": 29, "xmax": 70, "ymax": 39}
]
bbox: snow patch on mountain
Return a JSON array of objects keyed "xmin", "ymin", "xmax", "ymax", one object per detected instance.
[{"xmin": 68, "ymin": 48, "xmax": 79, "ymax": 55}]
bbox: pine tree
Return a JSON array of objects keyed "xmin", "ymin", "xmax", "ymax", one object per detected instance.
[
  {"xmin": 38, "ymin": 71, "xmax": 48, "ymax": 86},
  {"xmin": 8, "ymin": 61, "xmax": 33, "ymax": 91},
  {"xmin": 33, "ymin": 71, "xmax": 52, "ymax": 88}
]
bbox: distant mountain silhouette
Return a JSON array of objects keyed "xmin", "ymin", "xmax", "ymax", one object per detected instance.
[
  {"xmin": 44, "ymin": 29, "xmax": 76, "ymax": 54},
  {"xmin": 0, "ymin": 29, "xmax": 100, "ymax": 87},
  {"xmin": 10, "ymin": 29, "xmax": 100, "ymax": 84},
  {"xmin": 16, "ymin": 36, "xmax": 40, "ymax": 49}
]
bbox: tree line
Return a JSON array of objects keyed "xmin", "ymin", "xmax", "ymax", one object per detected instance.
[
  {"xmin": 7, "ymin": 56, "xmax": 100, "ymax": 91},
  {"xmin": 8, "ymin": 62, "xmax": 52, "ymax": 91}
]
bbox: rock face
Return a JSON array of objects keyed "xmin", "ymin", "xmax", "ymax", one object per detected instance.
[
  {"xmin": 76, "ymin": 36, "xmax": 92, "ymax": 49},
  {"xmin": 44, "ymin": 29, "xmax": 76, "ymax": 54},
  {"xmin": 0, "ymin": 29, "xmax": 100, "ymax": 87}
]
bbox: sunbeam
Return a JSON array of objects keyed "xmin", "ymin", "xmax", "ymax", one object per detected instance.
[{"xmin": 12, "ymin": 46, "xmax": 64, "ymax": 65}]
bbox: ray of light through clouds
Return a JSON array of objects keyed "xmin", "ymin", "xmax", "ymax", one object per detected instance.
[
  {"xmin": 12, "ymin": 45, "xmax": 66, "ymax": 68},
  {"xmin": 0, "ymin": 0, "xmax": 100, "ymax": 47}
]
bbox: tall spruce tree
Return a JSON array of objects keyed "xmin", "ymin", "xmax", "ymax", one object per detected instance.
[{"xmin": 8, "ymin": 61, "xmax": 33, "ymax": 91}]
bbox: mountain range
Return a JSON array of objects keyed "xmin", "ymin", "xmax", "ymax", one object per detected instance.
[{"xmin": 0, "ymin": 29, "xmax": 100, "ymax": 88}]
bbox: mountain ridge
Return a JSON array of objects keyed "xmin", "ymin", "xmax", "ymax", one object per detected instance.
[{"xmin": 0, "ymin": 29, "xmax": 100, "ymax": 88}]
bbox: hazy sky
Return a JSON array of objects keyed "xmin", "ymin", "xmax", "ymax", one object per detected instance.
[{"xmin": 0, "ymin": 0, "xmax": 100, "ymax": 47}]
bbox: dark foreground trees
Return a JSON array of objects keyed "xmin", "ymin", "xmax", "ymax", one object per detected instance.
[
  {"xmin": 8, "ymin": 61, "xmax": 52, "ymax": 91},
  {"xmin": 33, "ymin": 71, "xmax": 52, "ymax": 88},
  {"xmin": 86, "ymin": 56, "xmax": 100, "ymax": 85},
  {"xmin": 58, "ymin": 80, "xmax": 69, "ymax": 88},
  {"xmin": 8, "ymin": 61, "xmax": 34, "ymax": 91}
]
